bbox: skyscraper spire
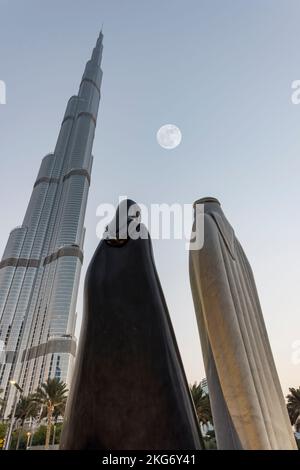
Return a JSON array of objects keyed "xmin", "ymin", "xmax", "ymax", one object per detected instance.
[
  {"xmin": 90, "ymin": 29, "xmax": 104, "ymax": 66},
  {"xmin": 0, "ymin": 32, "xmax": 104, "ymax": 419}
]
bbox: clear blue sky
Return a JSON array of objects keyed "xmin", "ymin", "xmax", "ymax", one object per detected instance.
[{"xmin": 0, "ymin": 0, "xmax": 300, "ymax": 394}]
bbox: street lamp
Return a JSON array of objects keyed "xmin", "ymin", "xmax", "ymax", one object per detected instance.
[
  {"xmin": 9, "ymin": 380, "xmax": 23, "ymax": 393},
  {"xmin": 26, "ymin": 432, "xmax": 31, "ymax": 450},
  {"xmin": 4, "ymin": 380, "xmax": 24, "ymax": 450}
]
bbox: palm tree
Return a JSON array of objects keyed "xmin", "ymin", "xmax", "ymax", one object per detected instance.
[
  {"xmin": 40, "ymin": 395, "xmax": 67, "ymax": 446},
  {"xmin": 190, "ymin": 382, "xmax": 213, "ymax": 426},
  {"xmin": 33, "ymin": 378, "xmax": 68, "ymax": 449},
  {"xmin": 287, "ymin": 387, "xmax": 300, "ymax": 432},
  {"xmin": 14, "ymin": 395, "xmax": 39, "ymax": 449},
  {"xmin": 52, "ymin": 398, "xmax": 66, "ymax": 445}
]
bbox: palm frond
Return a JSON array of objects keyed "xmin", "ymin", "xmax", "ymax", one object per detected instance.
[
  {"xmin": 286, "ymin": 387, "xmax": 300, "ymax": 426},
  {"xmin": 190, "ymin": 381, "xmax": 213, "ymax": 425}
]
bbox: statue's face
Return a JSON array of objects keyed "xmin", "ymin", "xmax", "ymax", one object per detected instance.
[{"xmin": 105, "ymin": 199, "xmax": 141, "ymax": 247}]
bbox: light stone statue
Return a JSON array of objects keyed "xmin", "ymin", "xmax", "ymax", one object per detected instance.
[{"xmin": 189, "ymin": 197, "xmax": 296, "ymax": 450}]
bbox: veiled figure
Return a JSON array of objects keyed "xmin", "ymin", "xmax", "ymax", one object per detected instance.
[
  {"xmin": 60, "ymin": 200, "xmax": 203, "ymax": 450},
  {"xmin": 189, "ymin": 197, "xmax": 296, "ymax": 450}
]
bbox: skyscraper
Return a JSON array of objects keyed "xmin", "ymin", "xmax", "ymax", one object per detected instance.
[{"xmin": 0, "ymin": 32, "xmax": 103, "ymax": 418}]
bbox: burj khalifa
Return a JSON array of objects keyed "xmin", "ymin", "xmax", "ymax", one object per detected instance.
[{"xmin": 0, "ymin": 32, "xmax": 103, "ymax": 417}]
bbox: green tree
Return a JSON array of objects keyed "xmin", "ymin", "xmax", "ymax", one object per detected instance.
[
  {"xmin": 33, "ymin": 378, "xmax": 68, "ymax": 449},
  {"xmin": 31, "ymin": 424, "xmax": 47, "ymax": 446},
  {"xmin": 287, "ymin": 387, "xmax": 300, "ymax": 432},
  {"xmin": 30, "ymin": 423, "xmax": 63, "ymax": 447},
  {"xmin": 0, "ymin": 422, "xmax": 7, "ymax": 449},
  {"xmin": 10, "ymin": 429, "xmax": 27, "ymax": 450},
  {"xmin": 190, "ymin": 382, "xmax": 213, "ymax": 426},
  {"xmin": 13, "ymin": 395, "xmax": 39, "ymax": 450},
  {"xmin": 203, "ymin": 429, "xmax": 217, "ymax": 450},
  {"xmin": 52, "ymin": 422, "xmax": 63, "ymax": 445}
]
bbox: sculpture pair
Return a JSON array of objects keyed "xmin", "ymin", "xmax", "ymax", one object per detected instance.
[{"xmin": 60, "ymin": 198, "xmax": 296, "ymax": 450}]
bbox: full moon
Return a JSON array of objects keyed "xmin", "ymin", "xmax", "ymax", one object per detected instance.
[{"xmin": 157, "ymin": 124, "xmax": 182, "ymax": 149}]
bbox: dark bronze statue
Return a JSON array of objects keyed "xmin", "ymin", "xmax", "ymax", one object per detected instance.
[{"xmin": 60, "ymin": 200, "xmax": 203, "ymax": 450}]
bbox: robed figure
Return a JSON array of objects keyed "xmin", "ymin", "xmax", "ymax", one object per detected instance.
[
  {"xmin": 189, "ymin": 197, "xmax": 296, "ymax": 450},
  {"xmin": 61, "ymin": 200, "xmax": 203, "ymax": 450}
]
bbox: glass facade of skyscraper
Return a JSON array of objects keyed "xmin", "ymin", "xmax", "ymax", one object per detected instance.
[{"xmin": 0, "ymin": 32, "xmax": 103, "ymax": 418}]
